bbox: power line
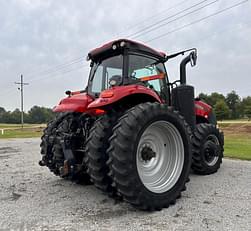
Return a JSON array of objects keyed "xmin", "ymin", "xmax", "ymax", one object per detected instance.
[
  {"xmin": 0, "ymin": 87, "xmax": 17, "ymax": 97},
  {"xmin": 21, "ymin": 0, "xmax": 214, "ymax": 81},
  {"xmin": 24, "ymin": 0, "xmax": 213, "ymax": 80},
  {"xmin": 180, "ymin": 19, "xmax": 251, "ymax": 49},
  {"xmin": 22, "ymin": 0, "xmax": 194, "ymax": 80},
  {"xmin": 21, "ymin": 0, "xmax": 248, "ymax": 84},
  {"xmin": 115, "ymin": 0, "xmax": 188, "ymax": 37},
  {"xmin": 127, "ymin": 0, "xmax": 211, "ymax": 38},
  {"xmin": 29, "ymin": 64, "xmax": 87, "ymax": 84},
  {"xmin": 28, "ymin": 63, "xmax": 88, "ymax": 83},
  {"xmin": 130, "ymin": 0, "xmax": 219, "ymax": 39},
  {"xmin": 14, "ymin": 75, "xmax": 29, "ymax": 128},
  {"xmin": 146, "ymin": 0, "xmax": 249, "ymax": 43},
  {"xmin": 25, "ymin": 56, "xmax": 84, "ymax": 78}
]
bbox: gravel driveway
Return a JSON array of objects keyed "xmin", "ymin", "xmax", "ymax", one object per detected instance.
[{"xmin": 0, "ymin": 138, "xmax": 250, "ymax": 231}]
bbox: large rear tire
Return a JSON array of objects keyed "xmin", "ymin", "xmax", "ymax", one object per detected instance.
[
  {"xmin": 40, "ymin": 113, "xmax": 67, "ymax": 175},
  {"xmin": 108, "ymin": 103, "xmax": 192, "ymax": 211},
  {"xmin": 192, "ymin": 123, "xmax": 224, "ymax": 175},
  {"xmin": 85, "ymin": 112, "xmax": 119, "ymax": 196}
]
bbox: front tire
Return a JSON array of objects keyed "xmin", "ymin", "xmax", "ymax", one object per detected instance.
[
  {"xmin": 108, "ymin": 103, "xmax": 192, "ymax": 211},
  {"xmin": 192, "ymin": 123, "xmax": 224, "ymax": 175}
]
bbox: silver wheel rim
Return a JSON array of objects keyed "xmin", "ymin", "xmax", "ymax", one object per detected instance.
[
  {"xmin": 136, "ymin": 121, "xmax": 184, "ymax": 194},
  {"xmin": 204, "ymin": 134, "xmax": 220, "ymax": 166}
]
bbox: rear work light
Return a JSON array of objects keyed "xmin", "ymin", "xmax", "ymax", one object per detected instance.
[
  {"xmin": 93, "ymin": 109, "xmax": 106, "ymax": 115},
  {"xmin": 87, "ymin": 108, "xmax": 106, "ymax": 116},
  {"xmin": 100, "ymin": 91, "xmax": 114, "ymax": 98}
]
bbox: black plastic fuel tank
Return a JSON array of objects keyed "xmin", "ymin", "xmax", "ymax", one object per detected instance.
[{"xmin": 171, "ymin": 85, "xmax": 196, "ymax": 130}]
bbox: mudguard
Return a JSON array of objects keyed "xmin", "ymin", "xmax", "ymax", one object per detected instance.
[
  {"xmin": 87, "ymin": 85, "xmax": 162, "ymax": 109},
  {"xmin": 195, "ymin": 100, "xmax": 212, "ymax": 121},
  {"xmin": 53, "ymin": 93, "xmax": 93, "ymax": 113}
]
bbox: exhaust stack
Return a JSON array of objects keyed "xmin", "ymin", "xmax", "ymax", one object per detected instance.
[{"xmin": 180, "ymin": 51, "xmax": 197, "ymax": 85}]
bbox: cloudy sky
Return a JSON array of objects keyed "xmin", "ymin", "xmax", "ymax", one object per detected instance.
[{"xmin": 0, "ymin": 0, "xmax": 250, "ymax": 111}]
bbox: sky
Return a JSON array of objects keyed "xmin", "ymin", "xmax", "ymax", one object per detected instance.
[{"xmin": 0, "ymin": 0, "xmax": 251, "ymax": 111}]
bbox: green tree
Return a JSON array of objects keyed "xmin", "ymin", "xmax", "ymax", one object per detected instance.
[
  {"xmin": 11, "ymin": 108, "xmax": 22, "ymax": 123},
  {"xmin": 198, "ymin": 93, "xmax": 211, "ymax": 104},
  {"xmin": 226, "ymin": 90, "xmax": 241, "ymax": 119},
  {"xmin": 0, "ymin": 107, "xmax": 6, "ymax": 123},
  {"xmin": 0, "ymin": 109, "xmax": 22, "ymax": 123},
  {"xmin": 210, "ymin": 92, "xmax": 226, "ymax": 108},
  {"xmin": 241, "ymin": 96, "xmax": 251, "ymax": 107},
  {"xmin": 198, "ymin": 92, "xmax": 226, "ymax": 108},
  {"xmin": 28, "ymin": 106, "xmax": 54, "ymax": 123},
  {"xmin": 0, "ymin": 107, "xmax": 5, "ymax": 114},
  {"xmin": 244, "ymin": 105, "xmax": 251, "ymax": 120},
  {"xmin": 214, "ymin": 100, "xmax": 230, "ymax": 121},
  {"xmin": 240, "ymin": 96, "xmax": 251, "ymax": 117}
]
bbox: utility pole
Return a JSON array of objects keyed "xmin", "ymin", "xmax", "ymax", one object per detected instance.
[{"xmin": 15, "ymin": 75, "xmax": 29, "ymax": 129}]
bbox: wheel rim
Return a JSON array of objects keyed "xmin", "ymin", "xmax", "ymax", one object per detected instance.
[
  {"xmin": 203, "ymin": 134, "xmax": 220, "ymax": 166},
  {"xmin": 136, "ymin": 121, "xmax": 184, "ymax": 194}
]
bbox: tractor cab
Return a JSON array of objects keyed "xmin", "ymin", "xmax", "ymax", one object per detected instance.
[
  {"xmin": 87, "ymin": 39, "xmax": 169, "ymax": 102},
  {"xmin": 86, "ymin": 39, "xmax": 200, "ymax": 129}
]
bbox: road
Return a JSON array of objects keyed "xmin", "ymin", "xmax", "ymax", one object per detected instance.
[{"xmin": 0, "ymin": 138, "xmax": 250, "ymax": 231}]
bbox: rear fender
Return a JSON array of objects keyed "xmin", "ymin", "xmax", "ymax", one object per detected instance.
[
  {"xmin": 53, "ymin": 93, "xmax": 94, "ymax": 113},
  {"xmin": 87, "ymin": 85, "xmax": 162, "ymax": 109},
  {"xmin": 195, "ymin": 100, "xmax": 213, "ymax": 123}
]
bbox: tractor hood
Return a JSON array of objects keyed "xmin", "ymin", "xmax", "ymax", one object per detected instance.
[{"xmin": 53, "ymin": 93, "xmax": 93, "ymax": 113}]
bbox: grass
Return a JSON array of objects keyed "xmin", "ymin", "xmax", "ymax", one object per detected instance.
[
  {"xmin": 218, "ymin": 122, "xmax": 251, "ymax": 160},
  {"xmin": 0, "ymin": 129, "xmax": 43, "ymax": 139},
  {"xmin": 224, "ymin": 135, "xmax": 251, "ymax": 160},
  {"xmin": 0, "ymin": 123, "xmax": 45, "ymax": 129},
  {"xmin": 219, "ymin": 120, "xmax": 251, "ymax": 124},
  {"xmin": 0, "ymin": 124, "xmax": 45, "ymax": 139}
]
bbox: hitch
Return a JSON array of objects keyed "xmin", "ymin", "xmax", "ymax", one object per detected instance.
[{"xmin": 59, "ymin": 135, "xmax": 77, "ymax": 177}]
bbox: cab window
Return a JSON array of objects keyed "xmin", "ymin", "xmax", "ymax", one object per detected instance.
[
  {"xmin": 128, "ymin": 54, "xmax": 166, "ymax": 94},
  {"xmin": 89, "ymin": 55, "xmax": 123, "ymax": 96}
]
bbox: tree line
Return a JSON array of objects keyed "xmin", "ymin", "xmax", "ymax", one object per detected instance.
[
  {"xmin": 0, "ymin": 90, "xmax": 251, "ymax": 123},
  {"xmin": 198, "ymin": 91, "xmax": 251, "ymax": 120},
  {"xmin": 0, "ymin": 106, "xmax": 54, "ymax": 124}
]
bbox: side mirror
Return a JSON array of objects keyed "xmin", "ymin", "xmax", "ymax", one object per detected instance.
[
  {"xmin": 190, "ymin": 51, "xmax": 197, "ymax": 67},
  {"xmin": 65, "ymin": 90, "xmax": 71, "ymax": 96}
]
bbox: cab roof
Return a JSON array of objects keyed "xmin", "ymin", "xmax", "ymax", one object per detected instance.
[{"xmin": 87, "ymin": 39, "xmax": 166, "ymax": 61}]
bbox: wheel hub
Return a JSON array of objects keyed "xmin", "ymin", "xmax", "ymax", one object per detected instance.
[
  {"xmin": 141, "ymin": 146, "xmax": 156, "ymax": 161},
  {"xmin": 203, "ymin": 135, "xmax": 220, "ymax": 166}
]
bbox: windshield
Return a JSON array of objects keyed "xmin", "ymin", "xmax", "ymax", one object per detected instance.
[{"xmin": 88, "ymin": 55, "xmax": 123, "ymax": 96}]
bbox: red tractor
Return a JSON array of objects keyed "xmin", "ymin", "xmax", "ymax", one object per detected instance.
[{"xmin": 39, "ymin": 39, "xmax": 224, "ymax": 211}]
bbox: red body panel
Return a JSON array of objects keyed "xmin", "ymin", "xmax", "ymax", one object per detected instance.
[
  {"xmin": 53, "ymin": 87, "xmax": 211, "ymax": 121},
  {"xmin": 53, "ymin": 93, "xmax": 93, "ymax": 113},
  {"xmin": 87, "ymin": 85, "xmax": 162, "ymax": 109},
  {"xmin": 195, "ymin": 100, "xmax": 212, "ymax": 118}
]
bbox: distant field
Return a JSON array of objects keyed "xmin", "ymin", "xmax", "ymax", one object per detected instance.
[
  {"xmin": 218, "ymin": 122, "xmax": 251, "ymax": 160},
  {"xmin": 0, "ymin": 124, "xmax": 45, "ymax": 139},
  {"xmin": 0, "ymin": 123, "xmax": 45, "ymax": 129},
  {"xmin": 219, "ymin": 119, "xmax": 251, "ymax": 124},
  {"xmin": 0, "ymin": 121, "xmax": 250, "ymax": 160}
]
